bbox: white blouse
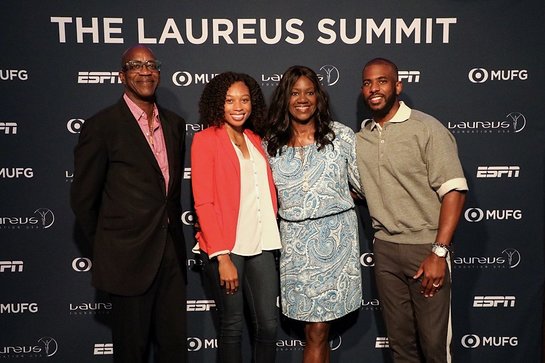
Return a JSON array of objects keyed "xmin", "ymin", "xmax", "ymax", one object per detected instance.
[{"xmin": 231, "ymin": 134, "xmax": 281, "ymax": 256}]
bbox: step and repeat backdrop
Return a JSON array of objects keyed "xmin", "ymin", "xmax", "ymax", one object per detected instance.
[{"xmin": 1, "ymin": 1, "xmax": 544, "ymax": 362}]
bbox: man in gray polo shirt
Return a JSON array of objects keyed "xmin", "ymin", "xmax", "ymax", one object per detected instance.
[{"xmin": 356, "ymin": 58, "xmax": 467, "ymax": 363}]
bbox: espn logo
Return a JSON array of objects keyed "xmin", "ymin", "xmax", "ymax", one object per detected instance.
[
  {"xmin": 0, "ymin": 122, "xmax": 17, "ymax": 134},
  {"xmin": 187, "ymin": 300, "xmax": 216, "ymax": 312},
  {"xmin": 398, "ymin": 71, "xmax": 420, "ymax": 83},
  {"xmin": 0, "ymin": 261, "xmax": 23, "ymax": 272},
  {"xmin": 375, "ymin": 337, "xmax": 389, "ymax": 348},
  {"xmin": 78, "ymin": 72, "xmax": 121, "ymax": 84},
  {"xmin": 94, "ymin": 343, "xmax": 113, "ymax": 355},
  {"xmin": 477, "ymin": 166, "xmax": 520, "ymax": 178},
  {"xmin": 473, "ymin": 296, "xmax": 515, "ymax": 308}
]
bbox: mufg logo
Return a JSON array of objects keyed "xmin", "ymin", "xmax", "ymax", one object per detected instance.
[
  {"xmin": 360, "ymin": 252, "xmax": 374, "ymax": 267},
  {"xmin": 464, "ymin": 208, "xmax": 522, "ymax": 222},
  {"xmin": 172, "ymin": 71, "xmax": 218, "ymax": 87},
  {"xmin": 0, "ymin": 168, "xmax": 34, "ymax": 179},
  {"xmin": 468, "ymin": 68, "xmax": 528, "ymax": 83},
  {"xmin": 67, "ymin": 118, "xmax": 85, "ymax": 134},
  {"xmin": 187, "ymin": 337, "xmax": 217, "ymax": 352},
  {"xmin": 0, "ymin": 70, "xmax": 28, "ymax": 81},
  {"xmin": 181, "ymin": 211, "xmax": 196, "ymax": 226},
  {"xmin": 72, "ymin": 257, "xmax": 92, "ymax": 272},
  {"xmin": 461, "ymin": 334, "xmax": 518, "ymax": 348}
]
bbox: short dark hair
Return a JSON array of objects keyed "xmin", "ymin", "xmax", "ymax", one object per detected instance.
[
  {"xmin": 198, "ymin": 72, "xmax": 266, "ymax": 131},
  {"xmin": 362, "ymin": 57, "xmax": 399, "ymax": 81},
  {"xmin": 264, "ymin": 65, "xmax": 334, "ymax": 156},
  {"xmin": 120, "ymin": 44, "xmax": 156, "ymax": 69}
]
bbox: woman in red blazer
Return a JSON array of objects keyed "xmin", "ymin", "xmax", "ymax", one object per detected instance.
[{"xmin": 191, "ymin": 72, "xmax": 281, "ymax": 363}]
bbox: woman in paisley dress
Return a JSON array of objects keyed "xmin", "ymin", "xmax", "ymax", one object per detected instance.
[{"xmin": 262, "ymin": 65, "xmax": 362, "ymax": 362}]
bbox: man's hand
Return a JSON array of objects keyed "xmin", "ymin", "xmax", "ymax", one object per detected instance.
[{"xmin": 413, "ymin": 254, "xmax": 447, "ymax": 298}]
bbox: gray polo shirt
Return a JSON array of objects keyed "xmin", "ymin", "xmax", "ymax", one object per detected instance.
[{"xmin": 356, "ymin": 102, "xmax": 468, "ymax": 244}]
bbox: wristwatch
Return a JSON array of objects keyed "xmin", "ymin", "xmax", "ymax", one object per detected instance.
[{"xmin": 431, "ymin": 242, "xmax": 451, "ymax": 258}]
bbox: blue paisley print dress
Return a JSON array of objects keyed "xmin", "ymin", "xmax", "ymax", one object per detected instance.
[{"xmin": 267, "ymin": 122, "xmax": 362, "ymax": 322}]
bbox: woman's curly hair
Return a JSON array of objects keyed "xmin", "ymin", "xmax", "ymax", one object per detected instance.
[
  {"xmin": 264, "ymin": 65, "xmax": 335, "ymax": 157},
  {"xmin": 198, "ymin": 71, "xmax": 267, "ymax": 132}
]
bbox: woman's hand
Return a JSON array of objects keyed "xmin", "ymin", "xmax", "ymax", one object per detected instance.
[{"xmin": 217, "ymin": 254, "xmax": 239, "ymax": 294}]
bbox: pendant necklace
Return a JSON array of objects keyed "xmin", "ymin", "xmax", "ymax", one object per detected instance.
[{"xmin": 230, "ymin": 131, "xmax": 244, "ymax": 149}]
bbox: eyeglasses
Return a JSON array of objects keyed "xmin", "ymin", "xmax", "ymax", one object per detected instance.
[{"xmin": 123, "ymin": 60, "xmax": 161, "ymax": 72}]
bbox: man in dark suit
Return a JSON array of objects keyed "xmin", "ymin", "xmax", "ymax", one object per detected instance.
[{"xmin": 71, "ymin": 45, "xmax": 187, "ymax": 363}]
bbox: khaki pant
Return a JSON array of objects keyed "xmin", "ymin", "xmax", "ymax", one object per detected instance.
[{"xmin": 374, "ymin": 238, "xmax": 452, "ymax": 363}]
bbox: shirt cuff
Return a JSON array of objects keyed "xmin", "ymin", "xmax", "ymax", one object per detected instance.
[{"xmin": 437, "ymin": 178, "xmax": 469, "ymax": 199}]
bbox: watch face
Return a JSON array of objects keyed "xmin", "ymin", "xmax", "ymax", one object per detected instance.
[{"xmin": 432, "ymin": 246, "xmax": 448, "ymax": 257}]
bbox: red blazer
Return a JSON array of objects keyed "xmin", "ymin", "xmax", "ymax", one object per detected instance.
[{"xmin": 191, "ymin": 125, "xmax": 278, "ymax": 256}]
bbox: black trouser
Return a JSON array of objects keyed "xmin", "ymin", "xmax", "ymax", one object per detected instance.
[
  {"xmin": 110, "ymin": 234, "xmax": 187, "ymax": 363},
  {"xmin": 203, "ymin": 251, "xmax": 279, "ymax": 363}
]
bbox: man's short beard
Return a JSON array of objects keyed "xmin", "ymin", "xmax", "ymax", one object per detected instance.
[{"xmin": 370, "ymin": 93, "xmax": 396, "ymax": 119}]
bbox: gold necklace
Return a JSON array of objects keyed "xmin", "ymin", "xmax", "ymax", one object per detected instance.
[
  {"xmin": 229, "ymin": 130, "xmax": 244, "ymax": 149},
  {"xmin": 232, "ymin": 137, "xmax": 244, "ymax": 149}
]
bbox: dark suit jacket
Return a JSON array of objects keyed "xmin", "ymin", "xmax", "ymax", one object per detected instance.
[{"xmin": 71, "ymin": 98, "xmax": 186, "ymax": 296}]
